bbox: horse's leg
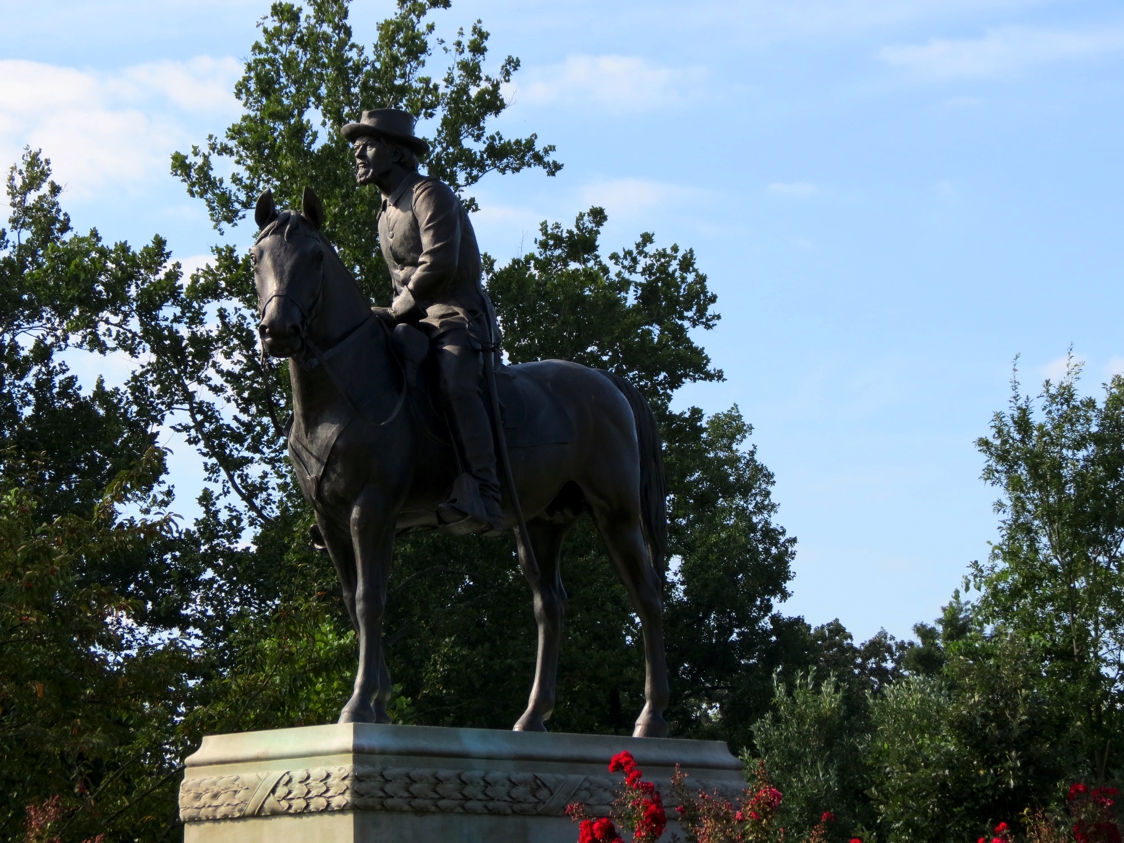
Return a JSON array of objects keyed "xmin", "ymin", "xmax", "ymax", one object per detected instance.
[
  {"xmin": 372, "ymin": 646, "xmax": 393, "ymax": 723},
  {"xmin": 317, "ymin": 515, "xmax": 359, "ymax": 634},
  {"xmin": 339, "ymin": 485, "xmax": 395, "ymax": 725},
  {"xmin": 513, "ymin": 518, "xmax": 573, "ymax": 732},
  {"xmin": 589, "ymin": 504, "xmax": 670, "ymax": 738}
]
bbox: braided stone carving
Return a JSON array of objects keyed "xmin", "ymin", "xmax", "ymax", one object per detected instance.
[
  {"xmin": 180, "ymin": 766, "xmax": 618, "ymax": 822},
  {"xmin": 180, "ymin": 765, "xmax": 739, "ymax": 822}
]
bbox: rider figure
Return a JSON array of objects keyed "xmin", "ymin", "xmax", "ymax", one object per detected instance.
[{"xmin": 343, "ymin": 108, "xmax": 503, "ymax": 535}]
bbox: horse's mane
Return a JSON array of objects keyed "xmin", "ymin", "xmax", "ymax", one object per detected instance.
[{"xmin": 256, "ymin": 209, "xmax": 316, "ymax": 244}]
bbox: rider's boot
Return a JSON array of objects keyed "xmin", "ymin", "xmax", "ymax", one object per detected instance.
[{"xmin": 437, "ymin": 395, "xmax": 504, "ymax": 535}]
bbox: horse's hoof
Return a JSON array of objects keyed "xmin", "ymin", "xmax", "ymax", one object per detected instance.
[
  {"xmin": 373, "ymin": 701, "xmax": 393, "ymax": 725},
  {"xmin": 513, "ymin": 712, "xmax": 548, "ymax": 732},
  {"xmin": 632, "ymin": 708, "xmax": 669, "ymax": 738},
  {"xmin": 338, "ymin": 698, "xmax": 377, "ymax": 724}
]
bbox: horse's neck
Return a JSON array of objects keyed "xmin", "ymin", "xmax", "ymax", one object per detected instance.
[
  {"xmin": 289, "ymin": 260, "xmax": 400, "ymax": 422},
  {"xmin": 310, "ymin": 248, "xmax": 371, "ymax": 349}
]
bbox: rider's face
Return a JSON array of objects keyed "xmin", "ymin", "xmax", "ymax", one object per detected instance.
[{"xmin": 353, "ymin": 135, "xmax": 394, "ymax": 186}]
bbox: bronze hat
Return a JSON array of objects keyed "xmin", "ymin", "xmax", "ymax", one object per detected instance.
[{"xmin": 341, "ymin": 108, "xmax": 430, "ymax": 156}]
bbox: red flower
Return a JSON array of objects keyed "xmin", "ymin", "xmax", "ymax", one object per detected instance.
[
  {"xmin": 589, "ymin": 817, "xmax": 621, "ymax": 842},
  {"xmin": 821, "ymin": 811, "xmax": 835, "ymax": 823},
  {"xmin": 1093, "ymin": 786, "xmax": 1119, "ymax": 809},
  {"xmin": 995, "ymin": 822, "xmax": 1009, "ymax": 833},
  {"xmin": 1071, "ymin": 783, "xmax": 1091, "ymax": 802},
  {"xmin": 609, "ymin": 752, "xmax": 637, "ymax": 774}
]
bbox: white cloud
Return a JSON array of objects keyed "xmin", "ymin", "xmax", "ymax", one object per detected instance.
[
  {"xmin": 511, "ymin": 54, "xmax": 706, "ymax": 111},
  {"xmin": 171, "ymin": 253, "xmax": 215, "ymax": 284},
  {"xmin": 879, "ymin": 26, "xmax": 1124, "ymax": 79},
  {"xmin": 1104, "ymin": 357, "xmax": 1124, "ymax": 378},
  {"xmin": 767, "ymin": 181, "xmax": 820, "ymax": 198},
  {"xmin": 0, "ymin": 56, "xmax": 241, "ymax": 199},
  {"xmin": 112, "ymin": 56, "xmax": 242, "ymax": 114},
  {"xmin": 933, "ymin": 180, "xmax": 957, "ymax": 199},
  {"xmin": 683, "ymin": 0, "xmax": 1049, "ymax": 46},
  {"xmin": 1041, "ymin": 353, "xmax": 1083, "ymax": 382},
  {"xmin": 944, "ymin": 96, "xmax": 983, "ymax": 109},
  {"xmin": 577, "ymin": 177, "xmax": 710, "ymax": 220}
]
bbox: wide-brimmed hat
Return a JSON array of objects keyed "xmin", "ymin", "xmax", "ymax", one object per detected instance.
[{"xmin": 341, "ymin": 108, "xmax": 430, "ymax": 156}]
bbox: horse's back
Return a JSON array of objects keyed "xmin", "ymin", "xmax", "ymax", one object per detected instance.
[
  {"xmin": 500, "ymin": 359, "xmax": 635, "ymax": 441},
  {"xmin": 500, "ymin": 359, "xmax": 642, "ymax": 492}
]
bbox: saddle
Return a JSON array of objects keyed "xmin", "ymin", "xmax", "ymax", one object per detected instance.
[{"xmin": 391, "ymin": 323, "xmax": 575, "ymax": 449}]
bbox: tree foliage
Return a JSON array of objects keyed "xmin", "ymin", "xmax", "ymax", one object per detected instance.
[
  {"xmin": 974, "ymin": 356, "xmax": 1124, "ymax": 777},
  {"xmin": 866, "ymin": 616, "xmax": 1079, "ymax": 842},
  {"xmin": 752, "ymin": 671, "xmax": 871, "ymax": 841},
  {"xmin": 0, "ymin": 149, "xmax": 196, "ymax": 841}
]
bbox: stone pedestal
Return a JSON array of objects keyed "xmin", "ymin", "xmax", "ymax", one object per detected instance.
[{"xmin": 180, "ymin": 723, "xmax": 745, "ymax": 842}]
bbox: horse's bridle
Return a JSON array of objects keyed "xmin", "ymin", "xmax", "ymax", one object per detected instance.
[
  {"xmin": 256, "ymin": 231, "xmax": 327, "ymax": 357},
  {"xmin": 255, "ymin": 231, "xmax": 406, "ymax": 429}
]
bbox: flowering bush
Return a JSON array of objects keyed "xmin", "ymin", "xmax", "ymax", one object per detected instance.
[
  {"xmin": 567, "ymin": 751, "xmax": 667, "ymax": 843},
  {"xmin": 669, "ymin": 760, "xmax": 839, "ymax": 843},
  {"xmin": 571, "ymin": 754, "xmax": 842, "ymax": 843},
  {"xmin": 972, "ymin": 782, "xmax": 1122, "ymax": 843},
  {"xmin": 978, "ymin": 819, "xmax": 1015, "ymax": 843},
  {"xmin": 24, "ymin": 796, "xmax": 105, "ymax": 843},
  {"xmin": 1069, "ymin": 783, "xmax": 1121, "ymax": 843}
]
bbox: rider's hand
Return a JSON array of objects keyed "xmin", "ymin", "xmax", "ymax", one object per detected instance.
[
  {"xmin": 389, "ymin": 288, "xmax": 423, "ymax": 323},
  {"xmin": 372, "ymin": 306, "xmax": 396, "ymax": 326}
]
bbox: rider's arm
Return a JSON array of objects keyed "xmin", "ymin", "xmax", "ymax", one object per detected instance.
[{"xmin": 406, "ymin": 179, "xmax": 462, "ymax": 302}]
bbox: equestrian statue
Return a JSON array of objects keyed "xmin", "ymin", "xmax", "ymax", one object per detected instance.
[{"xmin": 253, "ymin": 108, "xmax": 670, "ymax": 737}]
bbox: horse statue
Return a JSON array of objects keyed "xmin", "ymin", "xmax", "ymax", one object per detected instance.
[{"xmin": 252, "ymin": 188, "xmax": 670, "ymax": 737}]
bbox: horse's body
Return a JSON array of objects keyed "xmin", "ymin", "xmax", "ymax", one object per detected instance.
[{"xmin": 253, "ymin": 190, "xmax": 670, "ymax": 736}]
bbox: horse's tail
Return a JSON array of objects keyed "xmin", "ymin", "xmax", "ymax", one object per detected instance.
[{"xmin": 602, "ymin": 371, "xmax": 668, "ymax": 578}]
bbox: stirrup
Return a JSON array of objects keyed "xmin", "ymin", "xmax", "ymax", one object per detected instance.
[{"xmin": 437, "ymin": 473, "xmax": 503, "ymax": 536}]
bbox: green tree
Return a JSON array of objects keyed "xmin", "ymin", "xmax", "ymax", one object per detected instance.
[
  {"xmin": 0, "ymin": 150, "xmax": 164, "ymax": 521},
  {"xmin": 974, "ymin": 356, "xmax": 1124, "ymax": 777},
  {"xmin": 0, "ymin": 149, "xmax": 201, "ymax": 840},
  {"xmin": 0, "ymin": 448, "xmax": 192, "ymax": 842},
  {"xmin": 752, "ymin": 671, "xmax": 872, "ymax": 841},
  {"xmin": 866, "ymin": 619, "xmax": 1078, "ymax": 842}
]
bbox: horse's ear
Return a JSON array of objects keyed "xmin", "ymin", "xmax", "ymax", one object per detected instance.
[
  {"xmin": 255, "ymin": 189, "xmax": 277, "ymax": 229},
  {"xmin": 302, "ymin": 187, "xmax": 325, "ymax": 230}
]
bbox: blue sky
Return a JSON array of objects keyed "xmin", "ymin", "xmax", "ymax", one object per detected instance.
[{"xmin": 3, "ymin": 0, "xmax": 1123, "ymax": 642}]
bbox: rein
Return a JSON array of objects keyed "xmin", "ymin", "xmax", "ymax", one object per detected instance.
[
  {"xmin": 257, "ymin": 226, "xmax": 406, "ymax": 431},
  {"xmin": 302, "ymin": 313, "xmax": 407, "ymax": 429}
]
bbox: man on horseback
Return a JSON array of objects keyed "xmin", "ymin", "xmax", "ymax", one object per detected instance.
[{"xmin": 343, "ymin": 108, "xmax": 503, "ymax": 535}]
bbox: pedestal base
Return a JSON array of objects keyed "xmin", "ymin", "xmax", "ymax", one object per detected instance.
[{"xmin": 180, "ymin": 723, "xmax": 745, "ymax": 843}]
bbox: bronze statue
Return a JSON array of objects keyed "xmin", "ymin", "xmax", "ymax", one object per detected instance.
[{"xmin": 253, "ymin": 108, "xmax": 671, "ymax": 737}]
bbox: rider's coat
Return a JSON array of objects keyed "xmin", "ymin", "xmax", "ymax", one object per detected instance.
[{"xmin": 378, "ymin": 172, "xmax": 495, "ymax": 343}]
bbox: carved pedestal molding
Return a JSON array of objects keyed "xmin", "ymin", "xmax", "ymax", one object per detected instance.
[{"xmin": 179, "ymin": 723, "xmax": 745, "ymax": 843}]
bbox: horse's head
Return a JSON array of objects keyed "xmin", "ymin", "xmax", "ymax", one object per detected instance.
[{"xmin": 252, "ymin": 187, "xmax": 328, "ymax": 358}]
